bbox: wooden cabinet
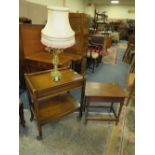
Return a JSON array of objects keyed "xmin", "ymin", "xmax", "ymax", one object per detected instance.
[
  {"xmin": 65, "ymin": 13, "xmax": 88, "ymax": 56},
  {"xmin": 19, "ymin": 13, "xmax": 88, "ymax": 75},
  {"xmin": 65, "ymin": 13, "xmax": 88, "ymax": 75},
  {"xmin": 25, "ymin": 68, "xmax": 85, "ymax": 139},
  {"xmin": 20, "ymin": 24, "xmax": 72, "ymax": 73}
]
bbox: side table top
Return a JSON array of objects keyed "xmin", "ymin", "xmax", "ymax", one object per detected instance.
[
  {"xmin": 25, "ymin": 69, "xmax": 83, "ymax": 92},
  {"xmin": 85, "ymin": 82, "xmax": 127, "ymax": 98}
]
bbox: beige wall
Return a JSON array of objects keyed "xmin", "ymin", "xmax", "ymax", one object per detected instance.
[
  {"xmin": 20, "ymin": 0, "xmax": 47, "ymax": 24},
  {"xmin": 96, "ymin": 5, "xmax": 135, "ymax": 19},
  {"xmin": 25, "ymin": 0, "xmax": 63, "ymax": 6},
  {"xmin": 19, "ymin": 0, "xmax": 135, "ymax": 24},
  {"xmin": 19, "ymin": 0, "xmax": 86, "ymax": 24},
  {"xmin": 65, "ymin": 0, "xmax": 85, "ymax": 13},
  {"xmin": 84, "ymin": 4, "xmax": 95, "ymax": 17},
  {"xmin": 19, "ymin": 0, "xmax": 28, "ymax": 17}
]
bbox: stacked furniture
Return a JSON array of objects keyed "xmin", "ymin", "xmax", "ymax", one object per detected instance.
[
  {"xmin": 110, "ymin": 19, "xmax": 135, "ymax": 41},
  {"xmin": 93, "ymin": 9, "xmax": 109, "ymax": 33}
]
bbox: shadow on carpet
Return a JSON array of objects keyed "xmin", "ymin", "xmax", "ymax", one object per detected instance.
[{"xmin": 20, "ymin": 112, "xmax": 113, "ymax": 155}]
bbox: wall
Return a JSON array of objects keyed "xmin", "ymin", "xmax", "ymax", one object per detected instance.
[
  {"xmin": 20, "ymin": 0, "xmax": 47, "ymax": 24},
  {"xmin": 25, "ymin": 0, "xmax": 63, "ymax": 6},
  {"xmin": 19, "ymin": 0, "xmax": 86, "ymax": 24},
  {"xmin": 96, "ymin": 5, "xmax": 135, "ymax": 19},
  {"xmin": 84, "ymin": 2, "xmax": 95, "ymax": 17},
  {"xmin": 19, "ymin": 0, "xmax": 28, "ymax": 17},
  {"xmin": 65, "ymin": 0, "xmax": 85, "ymax": 13}
]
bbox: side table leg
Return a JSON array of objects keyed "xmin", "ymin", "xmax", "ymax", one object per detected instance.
[
  {"xmin": 83, "ymin": 96, "xmax": 86, "ymax": 112},
  {"xmin": 27, "ymin": 90, "xmax": 34, "ymax": 121},
  {"xmin": 19, "ymin": 99, "xmax": 25, "ymax": 127},
  {"xmin": 92, "ymin": 59, "xmax": 95, "ymax": 73},
  {"xmin": 79, "ymin": 80, "xmax": 86, "ymax": 119},
  {"xmin": 110, "ymin": 102, "xmax": 114, "ymax": 112},
  {"xmin": 37, "ymin": 123, "xmax": 42, "ymax": 140},
  {"xmin": 116, "ymin": 101, "xmax": 124, "ymax": 125},
  {"xmin": 30, "ymin": 106, "xmax": 34, "ymax": 122},
  {"xmin": 85, "ymin": 97, "xmax": 90, "ymax": 125}
]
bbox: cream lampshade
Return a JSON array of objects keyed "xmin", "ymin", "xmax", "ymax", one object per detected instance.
[{"xmin": 41, "ymin": 6, "xmax": 75, "ymax": 81}]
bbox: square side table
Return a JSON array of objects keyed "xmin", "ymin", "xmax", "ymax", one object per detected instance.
[
  {"xmin": 85, "ymin": 82, "xmax": 127, "ymax": 125},
  {"xmin": 25, "ymin": 68, "xmax": 85, "ymax": 139}
]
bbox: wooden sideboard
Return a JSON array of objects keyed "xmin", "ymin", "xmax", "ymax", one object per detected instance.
[{"xmin": 19, "ymin": 13, "xmax": 88, "ymax": 79}]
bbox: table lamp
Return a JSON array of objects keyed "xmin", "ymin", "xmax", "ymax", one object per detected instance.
[{"xmin": 41, "ymin": 6, "xmax": 75, "ymax": 81}]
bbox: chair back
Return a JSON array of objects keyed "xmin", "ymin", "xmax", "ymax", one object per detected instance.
[
  {"xmin": 103, "ymin": 35, "xmax": 112, "ymax": 51},
  {"xmin": 126, "ymin": 72, "xmax": 135, "ymax": 106}
]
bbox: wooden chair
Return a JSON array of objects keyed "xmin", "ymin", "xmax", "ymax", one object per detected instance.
[
  {"xmin": 130, "ymin": 54, "xmax": 135, "ymax": 73},
  {"xmin": 125, "ymin": 73, "xmax": 135, "ymax": 106},
  {"xmin": 93, "ymin": 9, "xmax": 109, "ymax": 33},
  {"xmin": 122, "ymin": 43, "xmax": 135, "ymax": 64}
]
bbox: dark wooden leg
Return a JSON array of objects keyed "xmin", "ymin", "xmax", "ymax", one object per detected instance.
[
  {"xmin": 79, "ymin": 80, "xmax": 85, "ymax": 118},
  {"xmin": 83, "ymin": 96, "xmax": 86, "ymax": 112},
  {"xmin": 96, "ymin": 58, "xmax": 99, "ymax": 67},
  {"xmin": 37, "ymin": 123, "xmax": 42, "ymax": 140},
  {"xmin": 85, "ymin": 97, "xmax": 90, "ymax": 125},
  {"xmin": 126, "ymin": 82, "xmax": 135, "ymax": 106},
  {"xmin": 122, "ymin": 48, "xmax": 129, "ymax": 62},
  {"xmin": 110, "ymin": 102, "xmax": 114, "ymax": 112},
  {"xmin": 19, "ymin": 99, "xmax": 25, "ymax": 127},
  {"xmin": 92, "ymin": 59, "xmax": 95, "ymax": 73},
  {"xmin": 115, "ymin": 101, "xmax": 124, "ymax": 125},
  {"xmin": 27, "ymin": 90, "xmax": 34, "ymax": 121},
  {"xmin": 30, "ymin": 106, "xmax": 34, "ymax": 122}
]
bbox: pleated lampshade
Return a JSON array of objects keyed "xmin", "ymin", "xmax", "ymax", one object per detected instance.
[{"xmin": 41, "ymin": 6, "xmax": 75, "ymax": 49}]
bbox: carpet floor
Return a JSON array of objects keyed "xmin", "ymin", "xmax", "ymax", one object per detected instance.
[
  {"xmin": 20, "ymin": 111, "xmax": 113, "ymax": 155},
  {"xmin": 20, "ymin": 41, "xmax": 134, "ymax": 155},
  {"xmin": 102, "ymin": 46, "xmax": 118, "ymax": 64},
  {"xmin": 20, "ymin": 101, "xmax": 134, "ymax": 155},
  {"xmin": 105, "ymin": 100, "xmax": 135, "ymax": 155}
]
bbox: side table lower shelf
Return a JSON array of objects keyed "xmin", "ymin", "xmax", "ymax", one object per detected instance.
[
  {"xmin": 38, "ymin": 93, "xmax": 80, "ymax": 124},
  {"xmin": 32, "ymin": 93, "xmax": 80, "ymax": 139}
]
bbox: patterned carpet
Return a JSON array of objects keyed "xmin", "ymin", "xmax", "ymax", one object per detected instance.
[
  {"xmin": 102, "ymin": 47, "xmax": 118, "ymax": 64},
  {"xmin": 20, "ymin": 41, "xmax": 134, "ymax": 155},
  {"xmin": 20, "ymin": 100, "xmax": 134, "ymax": 155},
  {"xmin": 20, "ymin": 111, "xmax": 113, "ymax": 155},
  {"xmin": 117, "ymin": 42, "xmax": 128, "ymax": 49},
  {"xmin": 105, "ymin": 100, "xmax": 135, "ymax": 155}
]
